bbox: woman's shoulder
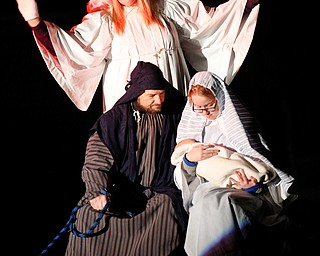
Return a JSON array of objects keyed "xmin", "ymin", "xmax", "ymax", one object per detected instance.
[
  {"xmin": 84, "ymin": 0, "xmax": 112, "ymax": 23},
  {"xmin": 77, "ymin": 8, "xmax": 113, "ymax": 31}
]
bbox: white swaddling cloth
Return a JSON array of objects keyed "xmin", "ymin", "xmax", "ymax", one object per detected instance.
[{"xmin": 171, "ymin": 142, "xmax": 276, "ymax": 189}]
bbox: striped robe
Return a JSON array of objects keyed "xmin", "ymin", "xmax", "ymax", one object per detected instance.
[
  {"xmin": 173, "ymin": 71, "xmax": 297, "ymax": 255},
  {"xmin": 175, "ymin": 72, "xmax": 295, "ymax": 207},
  {"xmin": 65, "ymin": 113, "xmax": 186, "ymax": 255}
]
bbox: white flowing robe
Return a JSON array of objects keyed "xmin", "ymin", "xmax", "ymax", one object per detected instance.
[
  {"xmin": 33, "ymin": 0, "xmax": 259, "ymax": 111},
  {"xmin": 172, "ymin": 72, "xmax": 296, "ymax": 255}
]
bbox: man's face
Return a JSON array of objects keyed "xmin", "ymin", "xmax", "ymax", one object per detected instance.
[{"xmin": 137, "ymin": 90, "xmax": 166, "ymax": 113}]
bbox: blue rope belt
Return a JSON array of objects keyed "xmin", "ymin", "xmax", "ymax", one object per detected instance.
[{"xmin": 40, "ymin": 189, "xmax": 110, "ymax": 255}]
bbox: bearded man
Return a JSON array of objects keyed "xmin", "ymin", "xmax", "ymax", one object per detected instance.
[{"xmin": 65, "ymin": 61, "xmax": 188, "ymax": 256}]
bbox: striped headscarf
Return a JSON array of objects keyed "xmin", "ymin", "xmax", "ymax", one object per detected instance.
[{"xmin": 176, "ymin": 71, "xmax": 295, "ymax": 204}]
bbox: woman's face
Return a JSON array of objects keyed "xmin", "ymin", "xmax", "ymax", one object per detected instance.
[
  {"xmin": 191, "ymin": 94, "xmax": 220, "ymax": 120},
  {"xmin": 118, "ymin": 0, "xmax": 137, "ymax": 6}
]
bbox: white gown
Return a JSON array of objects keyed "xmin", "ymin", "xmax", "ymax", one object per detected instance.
[
  {"xmin": 173, "ymin": 72, "xmax": 296, "ymax": 255},
  {"xmin": 33, "ymin": 0, "xmax": 259, "ymax": 111}
]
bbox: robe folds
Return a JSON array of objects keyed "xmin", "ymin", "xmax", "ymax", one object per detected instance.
[
  {"xmin": 65, "ymin": 61, "xmax": 188, "ymax": 255},
  {"xmin": 173, "ymin": 71, "xmax": 297, "ymax": 255},
  {"xmin": 66, "ymin": 106, "xmax": 188, "ymax": 255},
  {"xmin": 32, "ymin": 0, "xmax": 259, "ymax": 111},
  {"xmin": 65, "ymin": 132, "xmax": 187, "ymax": 256}
]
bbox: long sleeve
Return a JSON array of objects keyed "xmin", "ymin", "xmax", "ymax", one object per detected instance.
[
  {"xmin": 164, "ymin": 0, "xmax": 260, "ymax": 84},
  {"xmin": 82, "ymin": 132, "xmax": 114, "ymax": 200},
  {"xmin": 32, "ymin": 11, "xmax": 113, "ymax": 111},
  {"xmin": 31, "ymin": 20, "xmax": 55, "ymax": 56}
]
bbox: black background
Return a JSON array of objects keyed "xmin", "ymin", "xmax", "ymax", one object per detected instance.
[{"xmin": 2, "ymin": 1, "xmax": 319, "ymax": 255}]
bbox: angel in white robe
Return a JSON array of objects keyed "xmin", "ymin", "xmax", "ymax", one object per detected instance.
[{"xmin": 17, "ymin": 0, "xmax": 260, "ymax": 112}]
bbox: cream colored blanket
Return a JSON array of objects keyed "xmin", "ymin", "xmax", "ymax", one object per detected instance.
[{"xmin": 171, "ymin": 143, "xmax": 276, "ymax": 189}]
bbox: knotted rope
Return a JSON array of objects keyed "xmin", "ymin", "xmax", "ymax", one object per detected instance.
[{"xmin": 40, "ymin": 189, "xmax": 110, "ymax": 255}]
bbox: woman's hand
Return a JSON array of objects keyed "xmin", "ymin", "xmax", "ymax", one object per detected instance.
[
  {"xmin": 185, "ymin": 143, "xmax": 219, "ymax": 163},
  {"xmin": 229, "ymin": 168, "xmax": 258, "ymax": 189}
]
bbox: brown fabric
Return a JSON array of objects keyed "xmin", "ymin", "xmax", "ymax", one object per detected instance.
[
  {"xmin": 66, "ymin": 193, "xmax": 183, "ymax": 256},
  {"xmin": 65, "ymin": 130, "xmax": 186, "ymax": 255},
  {"xmin": 136, "ymin": 113, "xmax": 163, "ymax": 186}
]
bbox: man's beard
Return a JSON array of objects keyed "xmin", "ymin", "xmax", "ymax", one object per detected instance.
[{"xmin": 134, "ymin": 102, "xmax": 162, "ymax": 114}]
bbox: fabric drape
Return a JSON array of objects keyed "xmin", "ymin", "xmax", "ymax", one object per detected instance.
[{"xmin": 33, "ymin": 0, "xmax": 259, "ymax": 111}]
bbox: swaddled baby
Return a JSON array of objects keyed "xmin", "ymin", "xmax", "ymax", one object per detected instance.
[{"xmin": 171, "ymin": 140, "xmax": 276, "ymax": 189}]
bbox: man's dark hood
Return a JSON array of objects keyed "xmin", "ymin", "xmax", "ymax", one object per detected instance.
[
  {"xmin": 113, "ymin": 61, "xmax": 185, "ymax": 114},
  {"xmin": 90, "ymin": 61, "xmax": 186, "ymax": 182},
  {"xmin": 89, "ymin": 61, "xmax": 187, "ymax": 229}
]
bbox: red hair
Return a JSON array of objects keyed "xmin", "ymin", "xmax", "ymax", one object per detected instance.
[
  {"xmin": 87, "ymin": 0, "xmax": 164, "ymax": 34},
  {"xmin": 188, "ymin": 85, "xmax": 215, "ymax": 104}
]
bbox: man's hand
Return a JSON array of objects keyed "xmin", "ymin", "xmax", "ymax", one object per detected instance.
[
  {"xmin": 16, "ymin": 0, "xmax": 39, "ymax": 21},
  {"xmin": 89, "ymin": 194, "xmax": 108, "ymax": 211}
]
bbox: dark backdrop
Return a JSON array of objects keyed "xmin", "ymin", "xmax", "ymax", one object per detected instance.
[{"xmin": 2, "ymin": 1, "xmax": 318, "ymax": 255}]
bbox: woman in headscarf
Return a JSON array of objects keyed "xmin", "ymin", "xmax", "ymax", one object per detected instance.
[
  {"xmin": 16, "ymin": 0, "xmax": 260, "ymax": 112},
  {"xmin": 172, "ymin": 71, "xmax": 297, "ymax": 255}
]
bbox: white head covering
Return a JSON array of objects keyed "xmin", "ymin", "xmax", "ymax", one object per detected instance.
[
  {"xmin": 176, "ymin": 71, "xmax": 295, "ymax": 205},
  {"xmin": 177, "ymin": 71, "xmax": 246, "ymax": 151}
]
